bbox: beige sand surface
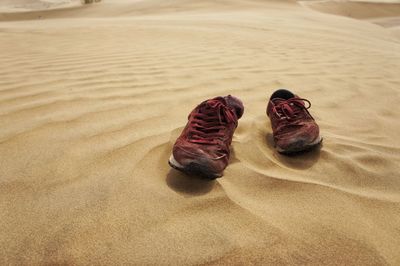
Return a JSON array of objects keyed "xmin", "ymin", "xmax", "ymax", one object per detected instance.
[{"xmin": 1, "ymin": 0, "xmax": 400, "ymax": 264}]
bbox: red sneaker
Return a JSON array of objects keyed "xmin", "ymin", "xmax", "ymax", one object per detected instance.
[
  {"xmin": 267, "ymin": 89, "xmax": 322, "ymax": 154},
  {"xmin": 169, "ymin": 95, "xmax": 244, "ymax": 179}
]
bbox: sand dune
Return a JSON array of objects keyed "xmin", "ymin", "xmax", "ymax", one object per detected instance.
[
  {"xmin": 0, "ymin": 0, "xmax": 82, "ymax": 13},
  {"xmin": 301, "ymin": 0, "xmax": 400, "ymax": 19},
  {"xmin": 1, "ymin": 0, "xmax": 400, "ymax": 264},
  {"xmin": 0, "ymin": 0, "xmax": 296, "ymax": 21}
]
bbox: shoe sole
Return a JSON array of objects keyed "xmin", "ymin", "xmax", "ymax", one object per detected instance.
[
  {"xmin": 277, "ymin": 135, "xmax": 323, "ymax": 154},
  {"xmin": 168, "ymin": 155, "xmax": 222, "ymax": 179}
]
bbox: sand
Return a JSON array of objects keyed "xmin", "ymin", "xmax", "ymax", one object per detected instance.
[{"xmin": 1, "ymin": 0, "xmax": 400, "ymax": 264}]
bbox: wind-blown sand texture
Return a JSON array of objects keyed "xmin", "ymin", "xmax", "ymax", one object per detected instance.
[{"xmin": 1, "ymin": 0, "xmax": 400, "ymax": 264}]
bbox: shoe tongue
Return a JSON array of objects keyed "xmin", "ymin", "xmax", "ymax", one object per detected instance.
[
  {"xmin": 199, "ymin": 95, "xmax": 243, "ymax": 120},
  {"xmin": 223, "ymin": 95, "xmax": 244, "ymax": 119}
]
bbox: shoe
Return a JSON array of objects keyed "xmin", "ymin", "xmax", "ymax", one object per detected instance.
[
  {"xmin": 169, "ymin": 95, "xmax": 244, "ymax": 179},
  {"xmin": 267, "ymin": 89, "xmax": 322, "ymax": 154}
]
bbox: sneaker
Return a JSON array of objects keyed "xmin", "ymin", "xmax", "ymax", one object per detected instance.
[
  {"xmin": 169, "ymin": 95, "xmax": 244, "ymax": 179},
  {"xmin": 267, "ymin": 89, "xmax": 322, "ymax": 154}
]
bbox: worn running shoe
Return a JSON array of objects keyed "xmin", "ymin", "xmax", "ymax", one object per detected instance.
[
  {"xmin": 169, "ymin": 95, "xmax": 244, "ymax": 179},
  {"xmin": 267, "ymin": 89, "xmax": 322, "ymax": 154}
]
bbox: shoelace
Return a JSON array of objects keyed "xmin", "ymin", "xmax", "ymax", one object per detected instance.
[
  {"xmin": 273, "ymin": 98, "xmax": 312, "ymax": 120},
  {"xmin": 189, "ymin": 99, "xmax": 237, "ymax": 144}
]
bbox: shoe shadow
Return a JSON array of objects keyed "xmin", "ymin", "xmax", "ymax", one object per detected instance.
[
  {"xmin": 266, "ymin": 133, "xmax": 322, "ymax": 170},
  {"xmin": 166, "ymin": 169, "xmax": 216, "ymax": 196}
]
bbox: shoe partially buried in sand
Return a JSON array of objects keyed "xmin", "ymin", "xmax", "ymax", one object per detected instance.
[
  {"xmin": 169, "ymin": 95, "xmax": 244, "ymax": 179},
  {"xmin": 267, "ymin": 89, "xmax": 322, "ymax": 154}
]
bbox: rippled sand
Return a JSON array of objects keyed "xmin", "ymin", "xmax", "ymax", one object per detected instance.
[{"xmin": 1, "ymin": 0, "xmax": 400, "ymax": 264}]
